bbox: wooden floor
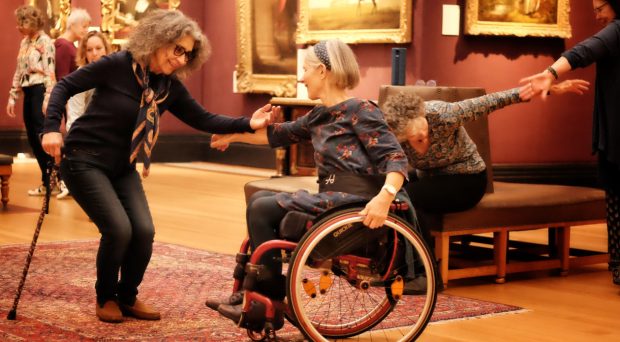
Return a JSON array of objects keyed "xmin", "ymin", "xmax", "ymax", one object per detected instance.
[{"xmin": 1, "ymin": 161, "xmax": 619, "ymax": 341}]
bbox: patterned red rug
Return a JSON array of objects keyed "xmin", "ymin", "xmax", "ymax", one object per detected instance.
[{"xmin": 0, "ymin": 241, "xmax": 522, "ymax": 341}]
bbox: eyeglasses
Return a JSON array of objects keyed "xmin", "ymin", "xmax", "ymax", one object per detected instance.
[
  {"xmin": 173, "ymin": 44, "xmax": 195, "ymax": 62},
  {"xmin": 594, "ymin": 2, "xmax": 608, "ymax": 14}
]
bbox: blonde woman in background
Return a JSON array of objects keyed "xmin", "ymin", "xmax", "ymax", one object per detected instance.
[{"xmin": 57, "ymin": 31, "xmax": 112, "ymax": 199}]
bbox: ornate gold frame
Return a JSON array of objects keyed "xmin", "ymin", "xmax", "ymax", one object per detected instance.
[
  {"xmin": 28, "ymin": 0, "xmax": 71, "ymax": 38},
  {"xmin": 100, "ymin": 0, "xmax": 181, "ymax": 46},
  {"xmin": 296, "ymin": 0, "xmax": 412, "ymax": 44},
  {"xmin": 235, "ymin": 0, "xmax": 297, "ymax": 97},
  {"xmin": 464, "ymin": 0, "xmax": 571, "ymax": 38}
]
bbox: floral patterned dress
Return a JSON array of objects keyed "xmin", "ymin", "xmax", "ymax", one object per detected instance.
[
  {"xmin": 404, "ymin": 88, "xmax": 522, "ymax": 178},
  {"xmin": 267, "ymin": 98, "xmax": 408, "ymax": 214}
]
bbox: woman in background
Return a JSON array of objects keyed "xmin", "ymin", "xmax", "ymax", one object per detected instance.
[
  {"xmin": 6, "ymin": 5, "xmax": 56, "ymax": 196},
  {"xmin": 56, "ymin": 31, "xmax": 112, "ymax": 200}
]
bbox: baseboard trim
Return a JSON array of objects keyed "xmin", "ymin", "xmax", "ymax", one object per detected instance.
[
  {"xmin": 0, "ymin": 131, "xmax": 599, "ymax": 186},
  {"xmin": 493, "ymin": 163, "xmax": 599, "ymax": 188}
]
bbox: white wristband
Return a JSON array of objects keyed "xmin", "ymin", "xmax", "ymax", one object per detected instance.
[{"xmin": 381, "ymin": 184, "xmax": 397, "ymax": 196}]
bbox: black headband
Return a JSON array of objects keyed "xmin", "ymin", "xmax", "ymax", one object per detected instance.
[{"xmin": 314, "ymin": 41, "xmax": 331, "ymax": 70}]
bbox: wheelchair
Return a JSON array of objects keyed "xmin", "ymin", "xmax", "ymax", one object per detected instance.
[{"xmin": 228, "ymin": 200, "xmax": 437, "ymax": 341}]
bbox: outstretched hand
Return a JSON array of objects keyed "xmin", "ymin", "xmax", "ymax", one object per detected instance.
[
  {"xmin": 551, "ymin": 79, "xmax": 590, "ymax": 95},
  {"xmin": 519, "ymin": 71, "xmax": 554, "ymax": 100},
  {"xmin": 210, "ymin": 133, "xmax": 233, "ymax": 151},
  {"xmin": 249, "ymin": 104, "xmax": 279, "ymax": 130}
]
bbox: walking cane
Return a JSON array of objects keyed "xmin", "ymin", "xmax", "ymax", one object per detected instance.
[{"xmin": 7, "ymin": 162, "xmax": 58, "ymax": 320}]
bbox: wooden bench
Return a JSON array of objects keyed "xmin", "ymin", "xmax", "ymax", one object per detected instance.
[
  {"xmin": 244, "ymin": 86, "xmax": 608, "ymax": 287},
  {"xmin": 0, "ymin": 154, "xmax": 13, "ymax": 208}
]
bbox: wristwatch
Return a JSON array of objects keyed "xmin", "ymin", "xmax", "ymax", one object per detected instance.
[{"xmin": 381, "ymin": 184, "xmax": 398, "ymax": 196}]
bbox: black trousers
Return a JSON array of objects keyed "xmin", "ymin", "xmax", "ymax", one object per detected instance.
[
  {"xmin": 61, "ymin": 150, "xmax": 154, "ymax": 306},
  {"xmin": 405, "ymin": 170, "xmax": 487, "ymax": 214},
  {"xmin": 22, "ymin": 84, "xmax": 52, "ymax": 186},
  {"xmin": 246, "ymin": 190, "xmax": 288, "ymax": 299}
]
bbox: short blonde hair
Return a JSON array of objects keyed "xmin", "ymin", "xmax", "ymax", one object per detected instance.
[
  {"xmin": 76, "ymin": 31, "xmax": 111, "ymax": 67},
  {"xmin": 307, "ymin": 39, "xmax": 360, "ymax": 90},
  {"xmin": 15, "ymin": 5, "xmax": 44, "ymax": 31},
  {"xmin": 125, "ymin": 9, "xmax": 211, "ymax": 79},
  {"xmin": 67, "ymin": 8, "xmax": 91, "ymax": 28},
  {"xmin": 382, "ymin": 92, "xmax": 426, "ymax": 137}
]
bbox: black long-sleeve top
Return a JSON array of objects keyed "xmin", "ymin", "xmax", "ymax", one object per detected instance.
[
  {"xmin": 562, "ymin": 20, "xmax": 620, "ymax": 164},
  {"xmin": 44, "ymin": 50, "xmax": 253, "ymax": 168}
]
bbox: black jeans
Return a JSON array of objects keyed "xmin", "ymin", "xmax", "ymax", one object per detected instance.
[
  {"xmin": 60, "ymin": 150, "xmax": 155, "ymax": 306},
  {"xmin": 22, "ymin": 84, "xmax": 52, "ymax": 186},
  {"xmin": 405, "ymin": 170, "xmax": 487, "ymax": 213}
]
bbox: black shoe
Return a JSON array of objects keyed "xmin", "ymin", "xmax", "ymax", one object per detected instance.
[
  {"xmin": 205, "ymin": 291, "xmax": 244, "ymax": 311},
  {"xmin": 612, "ymin": 266, "xmax": 620, "ymax": 286},
  {"xmin": 218, "ymin": 303, "xmax": 242, "ymax": 324}
]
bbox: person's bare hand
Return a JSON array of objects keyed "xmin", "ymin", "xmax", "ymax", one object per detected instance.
[
  {"xmin": 359, "ymin": 192, "xmax": 392, "ymax": 228},
  {"xmin": 210, "ymin": 134, "xmax": 233, "ymax": 151},
  {"xmin": 249, "ymin": 104, "xmax": 277, "ymax": 130},
  {"xmin": 520, "ymin": 71, "xmax": 554, "ymax": 100},
  {"xmin": 6, "ymin": 102, "xmax": 15, "ymax": 118},
  {"xmin": 41, "ymin": 132, "xmax": 63, "ymax": 164},
  {"xmin": 551, "ymin": 79, "xmax": 590, "ymax": 95}
]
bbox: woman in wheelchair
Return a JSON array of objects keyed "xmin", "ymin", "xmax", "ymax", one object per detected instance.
[{"xmin": 207, "ymin": 39, "xmax": 411, "ymax": 333}]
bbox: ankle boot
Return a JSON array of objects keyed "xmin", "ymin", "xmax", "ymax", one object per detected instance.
[
  {"xmin": 205, "ymin": 291, "xmax": 244, "ymax": 311},
  {"xmin": 119, "ymin": 298, "xmax": 161, "ymax": 320},
  {"xmin": 96, "ymin": 300, "xmax": 123, "ymax": 323}
]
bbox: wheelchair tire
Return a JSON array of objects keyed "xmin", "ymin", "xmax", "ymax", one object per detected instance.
[{"xmin": 286, "ymin": 207, "xmax": 437, "ymax": 341}]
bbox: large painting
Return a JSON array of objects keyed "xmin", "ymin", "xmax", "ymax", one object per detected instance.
[
  {"xmin": 100, "ymin": 0, "xmax": 181, "ymax": 45},
  {"xmin": 28, "ymin": 0, "xmax": 71, "ymax": 38},
  {"xmin": 235, "ymin": 0, "xmax": 297, "ymax": 97},
  {"xmin": 464, "ymin": 0, "xmax": 571, "ymax": 38},
  {"xmin": 296, "ymin": 0, "xmax": 412, "ymax": 44}
]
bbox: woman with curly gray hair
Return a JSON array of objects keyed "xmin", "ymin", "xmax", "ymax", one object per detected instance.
[
  {"xmin": 41, "ymin": 9, "xmax": 274, "ymax": 323},
  {"xmin": 382, "ymin": 80, "xmax": 588, "ymax": 215}
]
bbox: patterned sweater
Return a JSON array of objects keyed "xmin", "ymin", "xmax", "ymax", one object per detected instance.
[{"xmin": 404, "ymin": 88, "xmax": 522, "ymax": 177}]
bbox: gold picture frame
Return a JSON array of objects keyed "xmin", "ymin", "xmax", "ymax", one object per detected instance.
[
  {"xmin": 100, "ymin": 0, "xmax": 181, "ymax": 46},
  {"xmin": 235, "ymin": 0, "xmax": 297, "ymax": 97},
  {"xmin": 464, "ymin": 0, "xmax": 571, "ymax": 38},
  {"xmin": 28, "ymin": 0, "xmax": 71, "ymax": 38},
  {"xmin": 296, "ymin": 0, "xmax": 412, "ymax": 44}
]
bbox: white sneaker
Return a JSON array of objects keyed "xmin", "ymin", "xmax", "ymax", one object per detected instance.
[
  {"xmin": 27, "ymin": 185, "xmax": 46, "ymax": 196},
  {"xmin": 56, "ymin": 181, "xmax": 70, "ymax": 199}
]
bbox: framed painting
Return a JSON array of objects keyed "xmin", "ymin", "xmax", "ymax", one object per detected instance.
[
  {"xmin": 296, "ymin": 0, "xmax": 412, "ymax": 44},
  {"xmin": 28, "ymin": 0, "xmax": 71, "ymax": 38},
  {"xmin": 235, "ymin": 0, "xmax": 297, "ymax": 97},
  {"xmin": 464, "ymin": 0, "xmax": 571, "ymax": 38},
  {"xmin": 100, "ymin": 0, "xmax": 181, "ymax": 45}
]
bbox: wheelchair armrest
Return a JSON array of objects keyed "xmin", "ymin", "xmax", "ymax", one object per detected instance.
[{"xmin": 279, "ymin": 211, "xmax": 316, "ymax": 242}]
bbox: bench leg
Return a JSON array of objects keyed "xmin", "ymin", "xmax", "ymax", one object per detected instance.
[
  {"xmin": 0, "ymin": 175, "xmax": 9, "ymax": 209},
  {"xmin": 494, "ymin": 230, "xmax": 508, "ymax": 284},
  {"xmin": 556, "ymin": 226, "xmax": 570, "ymax": 276},
  {"xmin": 435, "ymin": 233, "xmax": 449, "ymax": 288}
]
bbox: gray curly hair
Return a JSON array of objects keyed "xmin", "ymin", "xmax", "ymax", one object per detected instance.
[
  {"xmin": 382, "ymin": 92, "xmax": 426, "ymax": 137},
  {"xmin": 125, "ymin": 9, "xmax": 211, "ymax": 79}
]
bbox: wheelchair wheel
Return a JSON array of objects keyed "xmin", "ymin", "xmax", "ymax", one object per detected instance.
[{"xmin": 286, "ymin": 207, "xmax": 437, "ymax": 341}]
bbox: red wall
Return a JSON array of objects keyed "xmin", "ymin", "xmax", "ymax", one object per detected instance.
[{"xmin": 0, "ymin": 0, "xmax": 601, "ymax": 164}]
